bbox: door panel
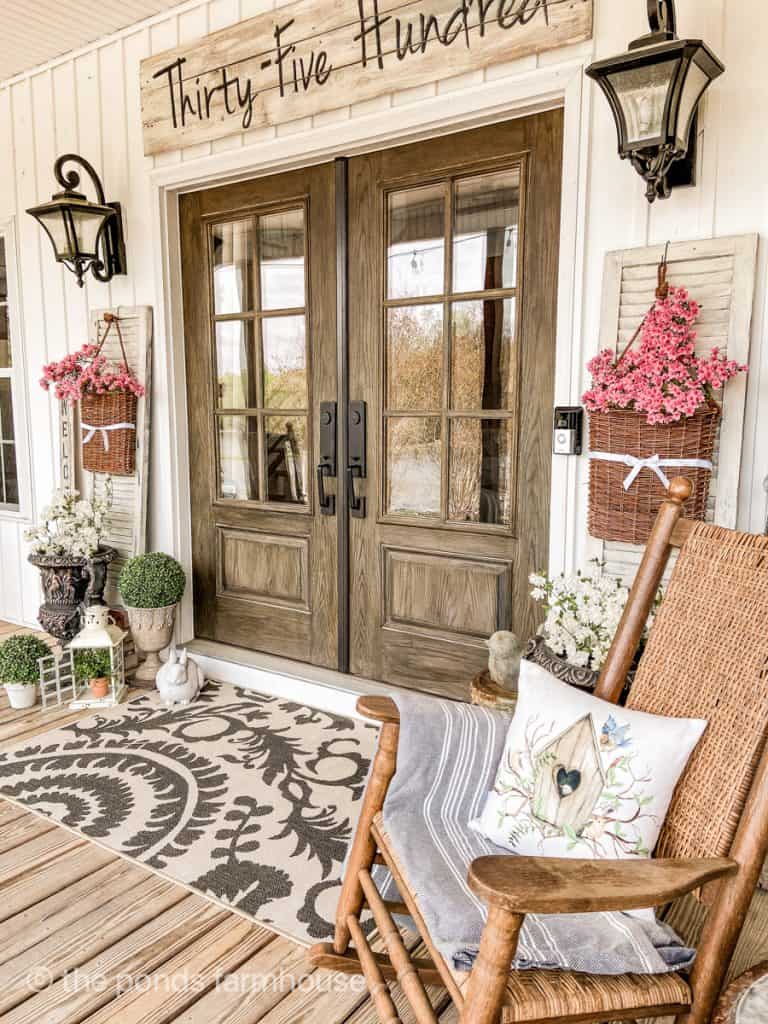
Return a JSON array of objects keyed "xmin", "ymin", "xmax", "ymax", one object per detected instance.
[
  {"xmin": 180, "ymin": 164, "xmax": 338, "ymax": 668},
  {"xmin": 348, "ymin": 112, "xmax": 564, "ymax": 698}
]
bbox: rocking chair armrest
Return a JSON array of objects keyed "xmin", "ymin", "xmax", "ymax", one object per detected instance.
[
  {"xmin": 468, "ymin": 854, "xmax": 738, "ymax": 916},
  {"xmin": 357, "ymin": 696, "xmax": 400, "ymax": 725}
]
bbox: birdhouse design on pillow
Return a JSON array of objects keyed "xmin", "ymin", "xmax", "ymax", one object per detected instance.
[{"xmin": 532, "ymin": 714, "xmax": 606, "ymax": 835}]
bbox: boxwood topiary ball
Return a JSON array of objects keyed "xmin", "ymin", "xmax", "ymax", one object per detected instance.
[
  {"xmin": 118, "ymin": 552, "xmax": 186, "ymax": 609},
  {"xmin": 0, "ymin": 634, "xmax": 51, "ymax": 684}
]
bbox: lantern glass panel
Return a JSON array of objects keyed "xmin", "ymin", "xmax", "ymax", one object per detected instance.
[
  {"xmin": 35, "ymin": 209, "xmax": 73, "ymax": 258},
  {"xmin": 676, "ymin": 61, "xmax": 709, "ymax": 148},
  {"xmin": 607, "ymin": 58, "xmax": 680, "ymax": 145},
  {"xmin": 70, "ymin": 206, "xmax": 111, "ymax": 258}
]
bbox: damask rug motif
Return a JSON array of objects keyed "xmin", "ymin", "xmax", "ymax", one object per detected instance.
[{"xmin": 0, "ymin": 682, "xmax": 378, "ymax": 945}]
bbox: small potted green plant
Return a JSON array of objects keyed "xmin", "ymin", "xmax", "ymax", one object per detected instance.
[
  {"xmin": 118, "ymin": 553, "xmax": 186, "ymax": 687},
  {"xmin": 73, "ymin": 648, "xmax": 113, "ymax": 699},
  {"xmin": 0, "ymin": 634, "xmax": 50, "ymax": 709}
]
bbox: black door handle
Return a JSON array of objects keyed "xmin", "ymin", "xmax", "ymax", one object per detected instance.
[
  {"xmin": 347, "ymin": 465, "xmax": 366, "ymax": 518},
  {"xmin": 317, "ymin": 464, "xmax": 336, "ymax": 516}
]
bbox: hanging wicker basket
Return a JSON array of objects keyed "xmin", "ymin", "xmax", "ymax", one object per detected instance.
[
  {"xmin": 79, "ymin": 314, "xmax": 141, "ymax": 477},
  {"xmin": 81, "ymin": 391, "xmax": 138, "ymax": 476},
  {"xmin": 588, "ymin": 405, "xmax": 719, "ymax": 545}
]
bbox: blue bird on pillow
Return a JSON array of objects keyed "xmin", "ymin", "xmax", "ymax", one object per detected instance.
[{"xmin": 600, "ymin": 714, "xmax": 632, "ymax": 751}]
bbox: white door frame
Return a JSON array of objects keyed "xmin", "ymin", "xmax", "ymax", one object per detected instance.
[{"xmin": 148, "ymin": 52, "xmax": 595, "ymax": 645}]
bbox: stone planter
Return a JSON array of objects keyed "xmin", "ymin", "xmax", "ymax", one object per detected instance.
[
  {"xmin": 29, "ymin": 546, "xmax": 116, "ymax": 644},
  {"xmin": 4, "ymin": 682, "xmax": 38, "ymax": 710},
  {"xmin": 125, "ymin": 604, "xmax": 177, "ymax": 688}
]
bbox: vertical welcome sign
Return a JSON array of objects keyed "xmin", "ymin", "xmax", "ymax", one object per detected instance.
[{"xmin": 140, "ymin": 0, "xmax": 593, "ymax": 156}]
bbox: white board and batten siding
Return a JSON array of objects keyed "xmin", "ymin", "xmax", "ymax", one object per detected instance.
[{"xmin": 596, "ymin": 235, "xmax": 759, "ymax": 585}]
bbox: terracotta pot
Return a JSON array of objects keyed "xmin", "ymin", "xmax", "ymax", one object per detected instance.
[
  {"xmin": 89, "ymin": 676, "xmax": 110, "ymax": 699},
  {"xmin": 125, "ymin": 604, "xmax": 177, "ymax": 688},
  {"xmin": 4, "ymin": 682, "xmax": 38, "ymax": 710},
  {"xmin": 29, "ymin": 546, "xmax": 117, "ymax": 644}
]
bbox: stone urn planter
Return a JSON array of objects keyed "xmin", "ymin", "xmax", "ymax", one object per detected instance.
[
  {"xmin": 28, "ymin": 546, "xmax": 116, "ymax": 644},
  {"xmin": 118, "ymin": 552, "xmax": 187, "ymax": 690},
  {"xmin": 124, "ymin": 604, "xmax": 178, "ymax": 687}
]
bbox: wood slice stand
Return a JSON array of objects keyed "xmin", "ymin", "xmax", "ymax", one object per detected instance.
[{"xmin": 470, "ymin": 670, "xmax": 517, "ymax": 712}]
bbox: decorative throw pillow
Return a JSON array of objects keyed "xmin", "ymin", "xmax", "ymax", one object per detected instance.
[{"xmin": 471, "ymin": 662, "xmax": 706, "ymax": 862}]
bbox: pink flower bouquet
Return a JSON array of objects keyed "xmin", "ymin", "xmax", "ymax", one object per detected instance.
[
  {"xmin": 40, "ymin": 343, "xmax": 145, "ymax": 404},
  {"xmin": 582, "ymin": 286, "xmax": 746, "ymax": 425}
]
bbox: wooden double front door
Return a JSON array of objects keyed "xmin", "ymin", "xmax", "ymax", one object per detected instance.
[{"xmin": 181, "ymin": 111, "xmax": 563, "ymax": 699}]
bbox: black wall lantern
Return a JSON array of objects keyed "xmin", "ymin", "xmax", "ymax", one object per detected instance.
[
  {"xmin": 27, "ymin": 154, "xmax": 127, "ymax": 287},
  {"xmin": 586, "ymin": 0, "xmax": 725, "ymax": 203}
]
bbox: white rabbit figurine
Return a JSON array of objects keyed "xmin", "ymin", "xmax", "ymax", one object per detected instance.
[{"xmin": 156, "ymin": 647, "xmax": 204, "ymax": 707}]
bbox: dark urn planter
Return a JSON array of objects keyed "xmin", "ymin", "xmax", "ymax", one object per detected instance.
[
  {"xmin": 523, "ymin": 636, "xmax": 601, "ymax": 691},
  {"xmin": 29, "ymin": 546, "xmax": 116, "ymax": 643},
  {"xmin": 523, "ymin": 635, "xmax": 637, "ymax": 698}
]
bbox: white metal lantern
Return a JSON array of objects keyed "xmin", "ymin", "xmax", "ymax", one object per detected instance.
[{"xmin": 69, "ymin": 605, "xmax": 127, "ymax": 708}]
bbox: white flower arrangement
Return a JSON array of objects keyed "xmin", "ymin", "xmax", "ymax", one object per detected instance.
[
  {"xmin": 24, "ymin": 484, "xmax": 112, "ymax": 559},
  {"xmin": 529, "ymin": 561, "xmax": 660, "ymax": 673}
]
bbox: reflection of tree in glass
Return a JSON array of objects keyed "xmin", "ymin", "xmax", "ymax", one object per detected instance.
[{"xmin": 388, "ymin": 306, "xmax": 443, "ymax": 412}]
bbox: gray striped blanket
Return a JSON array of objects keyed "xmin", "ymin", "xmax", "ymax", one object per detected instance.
[{"xmin": 378, "ymin": 693, "xmax": 696, "ymax": 976}]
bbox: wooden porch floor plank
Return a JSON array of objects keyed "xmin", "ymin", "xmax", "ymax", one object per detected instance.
[
  {"xmin": 0, "ymin": 857, "xmax": 146, "ymax": 965},
  {"xmin": 0, "ymin": 841, "xmax": 112, "ymax": 922},
  {"xmin": 173, "ymin": 935, "xmax": 312, "ymax": 1024},
  {"xmin": 3, "ymin": 895, "xmax": 227, "ymax": 1024},
  {"xmin": 0, "ymin": 872, "xmax": 188, "ymax": 1014},
  {"xmin": 81, "ymin": 917, "xmax": 277, "ymax": 1024},
  {"xmin": 0, "ymin": 799, "xmax": 32, "ymax": 826},
  {"xmin": 0, "ymin": 812, "xmax": 56, "ymax": 854},
  {"xmin": 0, "ymin": 827, "xmax": 82, "ymax": 885}
]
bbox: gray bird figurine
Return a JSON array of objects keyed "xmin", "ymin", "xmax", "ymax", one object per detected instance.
[{"xmin": 486, "ymin": 631, "xmax": 525, "ymax": 693}]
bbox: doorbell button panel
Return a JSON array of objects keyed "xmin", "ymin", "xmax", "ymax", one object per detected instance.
[{"xmin": 553, "ymin": 406, "xmax": 584, "ymax": 456}]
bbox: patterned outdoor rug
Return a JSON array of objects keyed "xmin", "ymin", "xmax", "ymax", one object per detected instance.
[{"xmin": 0, "ymin": 682, "xmax": 378, "ymax": 945}]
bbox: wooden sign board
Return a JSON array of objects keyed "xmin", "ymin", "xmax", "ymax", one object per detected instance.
[{"xmin": 141, "ymin": 0, "xmax": 593, "ymax": 155}]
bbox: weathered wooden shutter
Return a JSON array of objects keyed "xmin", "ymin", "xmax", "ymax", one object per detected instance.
[
  {"xmin": 596, "ymin": 235, "xmax": 758, "ymax": 582},
  {"xmin": 79, "ymin": 306, "xmax": 153, "ymax": 606}
]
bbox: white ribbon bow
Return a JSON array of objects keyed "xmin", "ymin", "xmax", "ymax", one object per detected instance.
[
  {"xmin": 81, "ymin": 422, "xmax": 136, "ymax": 453},
  {"xmin": 589, "ymin": 450, "xmax": 714, "ymax": 492}
]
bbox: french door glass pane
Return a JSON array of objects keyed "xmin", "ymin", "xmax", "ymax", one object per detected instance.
[
  {"xmin": 387, "ymin": 184, "xmax": 445, "ymax": 299},
  {"xmin": 212, "ymin": 220, "xmax": 254, "ymax": 315},
  {"xmin": 265, "ymin": 415, "xmax": 308, "ymax": 505},
  {"xmin": 262, "ymin": 315, "xmax": 307, "ymax": 409},
  {"xmin": 449, "ymin": 418, "xmax": 514, "ymax": 526},
  {"xmin": 453, "ymin": 168, "xmax": 520, "ymax": 294},
  {"xmin": 259, "ymin": 209, "xmax": 305, "ymax": 310},
  {"xmin": 386, "ymin": 417, "xmax": 441, "ymax": 517},
  {"xmin": 0, "ymin": 378, "xmax": 14, "ymax": 440},
  {"xmin": 218, "ymin": 415, "xmax": 259, "ymax": 501},
  {"xmin": 0, "ymin": 307, "xmax": 10, "ymax": 368},
  {"xmin": 451, "ymin": 298, "xmax": 516, "ymax": 411},
  {"xmin": 1, "ymin": 443, "xmax": 18, "ymax": 506},
  {"xmin": 387, "ymin": 305, "xmax": 443, "ymax": 411},
  {"xmin": 215, "ymin": 321, "xmax": 256, "ymax": 409}
]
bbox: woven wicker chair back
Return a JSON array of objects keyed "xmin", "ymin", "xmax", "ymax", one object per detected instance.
[{"xmin": 626, "ymin": 522, "xmax": 768, "ymax": 862}]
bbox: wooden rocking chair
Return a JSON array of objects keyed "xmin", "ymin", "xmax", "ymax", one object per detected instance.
[{"xmin": 309, "ymin": 479, "xmax": 768, "ymax": 1024}]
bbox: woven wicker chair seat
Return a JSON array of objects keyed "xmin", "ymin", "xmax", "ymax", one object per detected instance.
[
  {"xmin": 448, "ymin": 961, "xmax": 691, "ymax": 1023},
  {"xmin": 374, "ymin": 816, "xmax": 692, "ymax": 1023}
]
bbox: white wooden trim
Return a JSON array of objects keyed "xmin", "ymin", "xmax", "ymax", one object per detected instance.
[
  {"xmin": 0, "ymin": 218, "xmax": 33, "ymax": 523},
  {"xmin": 148, "ymin": 59, "xmax": 593, "ymax": 645}
]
